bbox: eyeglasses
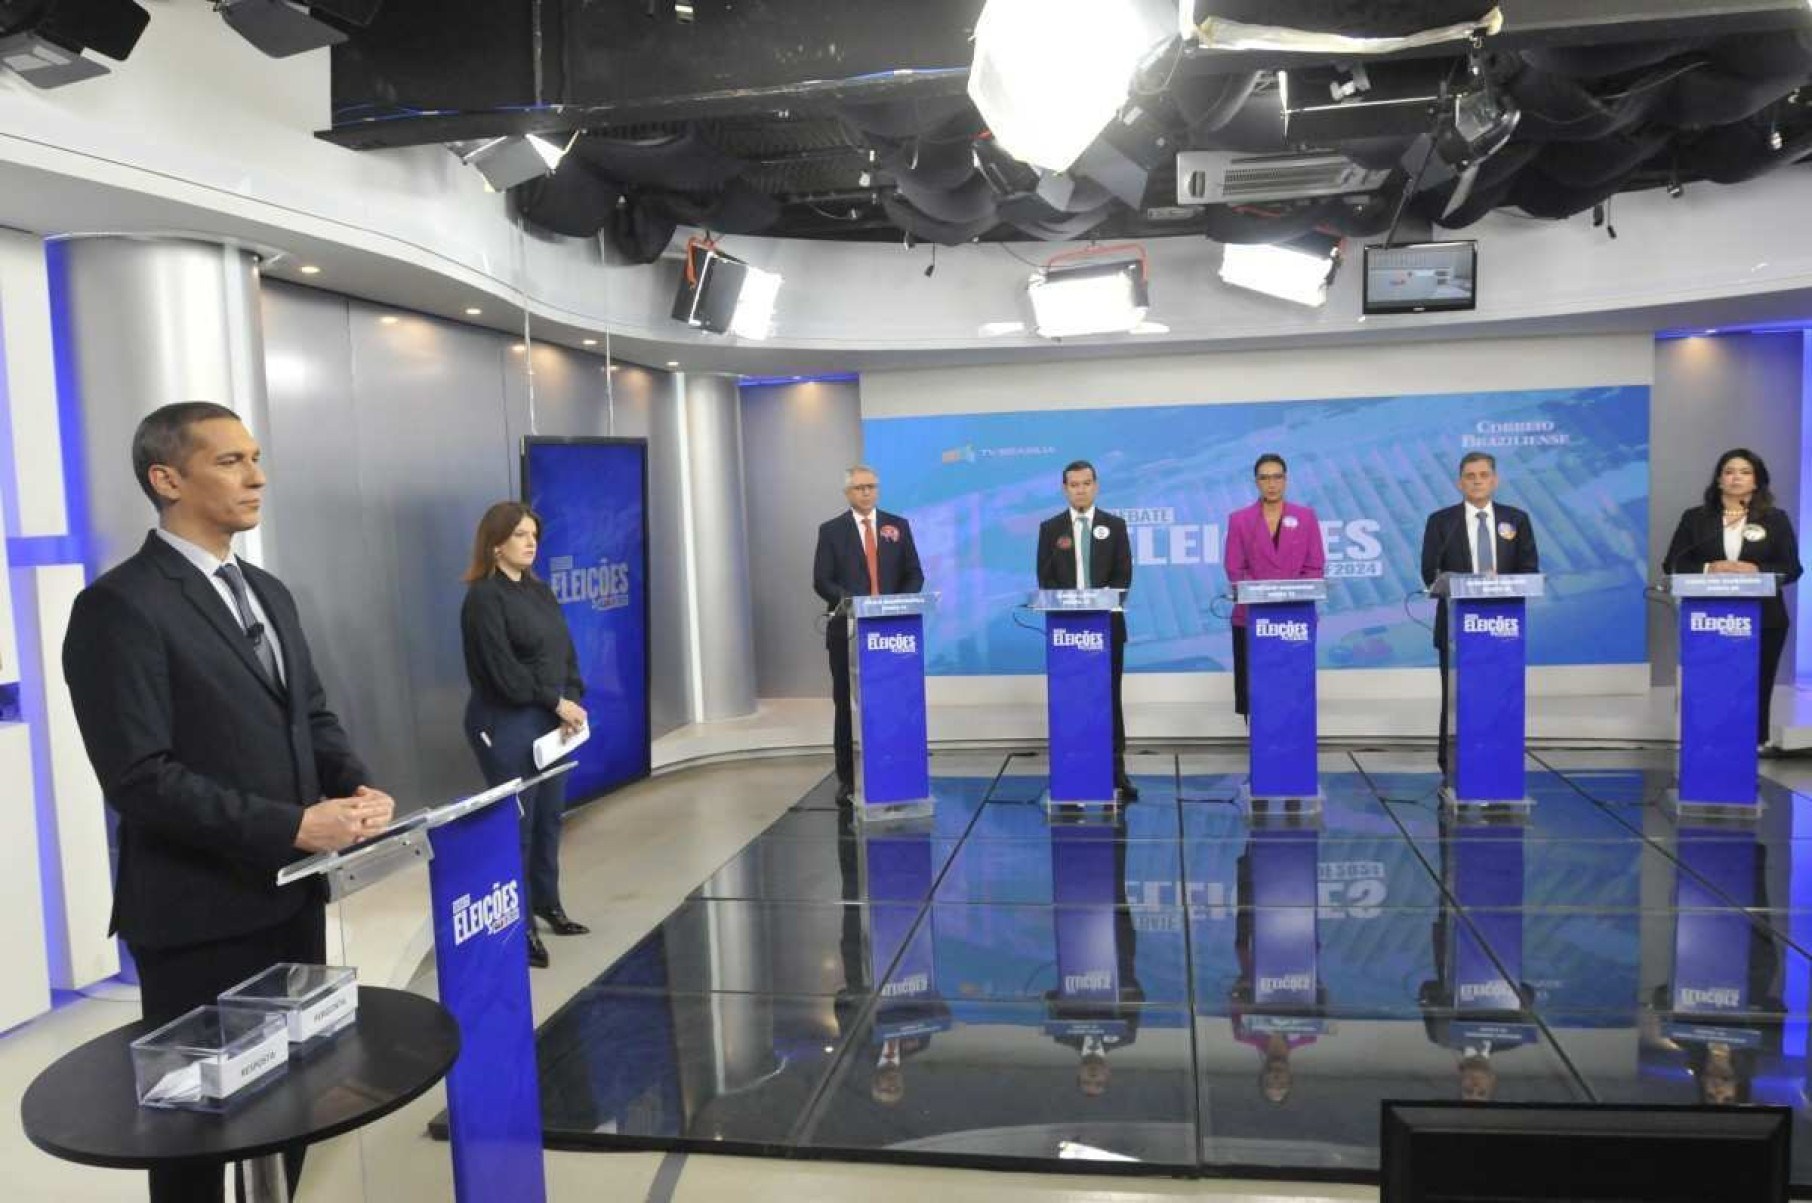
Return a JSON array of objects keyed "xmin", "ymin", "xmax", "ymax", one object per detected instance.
[{"xmin": 847, "ymin": 483, "xmax": 878, "ymax": 491}]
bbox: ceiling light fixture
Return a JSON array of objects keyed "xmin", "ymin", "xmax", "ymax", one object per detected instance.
[
  {"xmin": 1219, "ymin": 236, "xmax": 1342, "ymax": 308},
  {"xmin": 1026, "ymin": 244, "xmax": 1150, "ymax": 339},
  {"xmin": 379, "ymin": 315, "xmax": 399, "ymax": 325},
  {"xmin": 671, "ymin": 238, "xmax": 783, "ymax": 340},
  {"xmin": 298, "ymin": 264, "xmax": 322, "ymax": 275},
  {"xmin": 0, "ymin": 0, "xmax": 149, "ymax": 89},
  {"xmin": 464, "ymin": 306, "xmax": 483, "ymax": 316},
  {"xmin": 217, "ymin": 0, "xmax": 381, "ymax": 60},
  {"xmin": 968, "ymin": 0, "xmax": 1173, "ymax": 172},
  {"xmin": 449, "ymin": 133, "xmax": 569, "ymax": 192},
  {"xmin": 581, "ymin": 338, "xmax": 598, "ymax": 346}
]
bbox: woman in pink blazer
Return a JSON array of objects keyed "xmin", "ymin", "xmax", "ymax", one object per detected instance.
[{"xmin": 1224, "ymin": 453, "xmax": 1326, "ymax": 719}]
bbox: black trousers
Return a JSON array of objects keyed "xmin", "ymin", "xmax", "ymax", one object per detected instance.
[
  {"xmin": 1760, "ymin": 624, "xmax": 1789, "ymax": 744},
  {"xmin": 1436, "ymin": 641, "xmax": 1451, "ymax": 774},
  {"xmin": 1111, "ymin": 635, "xmax": 1128, "ymax": 777},
  {"xmin": 829, "ymin": 619, "xmax": 855, "ymax": 788},
  {"xmin": 1231, "ymin": 624, "xmax": 1250, "ymax": 718},
  {"xmin": 130, "ymin": 903, "xmax": 324, "ymax": 1203},
  {"xmin": 465, "ymin": 695, "xmax": 570, "ymax": 915}
]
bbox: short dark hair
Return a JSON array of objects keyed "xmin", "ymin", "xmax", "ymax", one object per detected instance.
[
  {"xmin": 1458, "ymin": 451, "xmax": 1496, "ymax": 474},
  {"xmin": 131, "ymin": 401, "xmax": 243, "ymax": 510},
  {"xmin": 1062, "ymin": 459, "xmax": 1096, "ymax": 484},
  {"xmin": 1254, "ymin": 453, "xmax": 1286, "ymax": 477},
  {"xmin": 1703, "ymin": 448, "xmax": 1775, "ymax": 514}
]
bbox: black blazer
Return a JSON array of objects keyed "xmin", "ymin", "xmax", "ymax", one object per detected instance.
[
  {"xmin": 62, "ymin": 533, "xmax": 370, "ymax": 949},
  {"xmin": 812, "ymin": 509, "xmax": 926, "ymax": 646},
  {"xmin": 1662, "ymin": 505, "xmax": 1802, "ymax": 629},
  {"xmin": 1419, "ymin": 502, "xmax": 1540, "ymax": 649},
  {"xmin": 1037, "ymin": 509, "xmax": 1134, "ymax": 644}
]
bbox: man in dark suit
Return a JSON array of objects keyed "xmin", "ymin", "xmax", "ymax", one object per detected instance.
[
  {"xmin": 812, "ymin": 464, "xmax": 925, "ymax": 805},
  {"xmin": 1036, "ymin": 460, "xmax": 1138, "ymax": 799},
  {"xmin": 62, "ymin": 401, "xmax": 392, "ymax": 1203},
  {"xmin": 1419, "ymin": 451, "xmax": 1540, "ymax": 774}
]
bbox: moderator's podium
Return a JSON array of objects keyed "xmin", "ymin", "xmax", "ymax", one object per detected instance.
[
  {"xmin": 1669, "ymin": 573, "xmax": 1776, "ymax": 815},
  {"xmin": 1236, "ymin": 579, "xmax": 1327, "ymax": 809},
  {"xmin": 844, "ymin": 592, "xmax": 937, "ymax": 820},
  {"xmin": 1031, "ymin": 588, "xmax": 1124, "ymax": 812},
  {"xmin": 1432, "ymin": 572, "xmax": 1544, "ymax": 810}
]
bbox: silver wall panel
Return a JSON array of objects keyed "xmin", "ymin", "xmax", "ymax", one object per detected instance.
[
  {"xmin": 1648, "ymin": 334, "xmax": 1803, "ymax": 684},
  {"xmin": 739, "ymin": 380, "xmax": 863, "ymax": 698},
  {"xmin": 677, "ymin": 374, "xmax": 758, "ymax": 721}
]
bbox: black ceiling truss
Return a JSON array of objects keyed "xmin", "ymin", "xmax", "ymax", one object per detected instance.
[{"xmin": 321, "ymin": 1, "xmax": 1812, "ymax": 258}]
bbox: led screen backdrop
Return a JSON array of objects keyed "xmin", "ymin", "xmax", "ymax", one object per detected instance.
[
  {"xmin": 863, "ymin": 386, "xmax": 1649, "ymax": 675},
  {"xmin": 523, "ymin": 437, "xmax": 652, "ymax": 803}
]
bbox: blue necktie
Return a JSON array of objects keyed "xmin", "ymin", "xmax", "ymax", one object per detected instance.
[{"xmin": 1475, "ymin": 511, "xmax": 1495, "ymax": 575}]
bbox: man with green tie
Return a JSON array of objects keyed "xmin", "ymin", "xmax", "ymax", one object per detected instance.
[{"xmin": 1036, "ymin": 460, "xmax": 1138, "ymax": 799}]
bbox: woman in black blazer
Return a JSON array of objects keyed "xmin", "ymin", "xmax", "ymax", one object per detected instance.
[
  {"xmin": 460, "ymin": 501, "xmax": 589, "ymax": 968},
  {"xmin": 1662, "ymin": 448, "xmax": 1803, "ymax": 748}
]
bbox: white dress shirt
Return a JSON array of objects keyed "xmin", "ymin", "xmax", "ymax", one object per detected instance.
[
  {"xmin": 1722, "ymin": 517, "xmax": 1744, "ymax": 564},
  {"xmin": 155, "ymin": 528, "xmax": 287, "ymax": 685},
  {"xmin": 1464, "ymin": 502, "xmax": 1497, "ymax": 575},
  {"xmin": 1070, "ymin": 507, "xmax": 1096, "ymax": 586}
]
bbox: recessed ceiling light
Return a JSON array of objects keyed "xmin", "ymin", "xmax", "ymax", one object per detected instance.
[
  {"xmin": 607, "ymin": 364, "xmax": 618, "ymax": 372},
  {"xmin": 464, "ymin": 306, "xmax": 483, "ymax": 316},
  {"xmin": 298, "ymin": 264, "xmax": 321, "ymax": 275},
  {"xmin": 665, "ymin": 360, "xmax": 680, "ymax": 368},
  {"xmin": 379, "ymin": 315, "xmax": 399, "ymax": 325},
  {"xmin": 581, "ymin": 338, "xmax": 597, "ymax": 346},
  {"xmin": 511, "ymin": 343, "xmax": 527, "ymax": 352}
]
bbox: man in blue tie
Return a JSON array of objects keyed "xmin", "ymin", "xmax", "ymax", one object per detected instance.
[{"xmin": 1419, "ymin": 451, "xmax": 1540, "ymax": 773}]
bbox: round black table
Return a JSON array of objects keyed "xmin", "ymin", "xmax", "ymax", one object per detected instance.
[{"xmin": 21, "ymin": 986, "xmax": 460, "ymax": 1203}]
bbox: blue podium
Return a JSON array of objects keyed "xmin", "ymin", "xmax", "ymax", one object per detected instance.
[
  {"xmin": 1030, "ymin": 588, "xmax": 1124, "ymax": 814},
  {"xmin": 1236, "ymin": 579, "xmax": 1327, "ymax": 812},
  {"xmin": 279, "ymin": 765, "xmax": 575, "ymax": 1203},
  {"xmin": 844, "ymin": 592, "xmax": 938, "ymax": 822},
  {"xmin": 1436, "ymin": 811, "xmax": 1538, "ymax": 1054},
  {"xmin": 1669, "ymin": 573, "xmax": 1775, "ymax": 816},
  {"xmin": 1432, "ymin": 572, "xmax": 1544, "ymax": 812}
]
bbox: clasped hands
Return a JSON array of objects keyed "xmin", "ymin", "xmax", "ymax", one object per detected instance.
[
  {"xmin": 294, "ymin": 784, "xmax": 398, "ymax": 853},
  {"xmin": 1707, "ymin": 560, "xmax": 1760, "ymax": 574}
]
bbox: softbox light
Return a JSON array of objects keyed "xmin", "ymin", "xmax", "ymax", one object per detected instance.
[
  {"xmin": 1026, "ymin": 254, "xmax": 1149, "ymax": 338},
  {"xmin": 0, "ymin": 0, "xmax": 148, "ymax": 88},
  {"xmin": 670, "ymin": 242, "xmax": 782, "ymax": 341},
  {"xmin": 1220, "ymin": 236, "xmax": 1341, "ymax": 307}
]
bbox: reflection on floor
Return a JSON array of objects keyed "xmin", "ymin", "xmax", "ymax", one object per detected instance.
[{"xmin": 532, "ymin": 748, "xmax": 1812, "ymax": 1184}]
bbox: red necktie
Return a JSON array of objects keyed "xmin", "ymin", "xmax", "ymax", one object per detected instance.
[{"xmin": 862, "ymin": 517, "xmax": 880, "ymax": 596}]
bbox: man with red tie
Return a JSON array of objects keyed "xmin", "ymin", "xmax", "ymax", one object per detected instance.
[{"xmin": 813, "ymin": 465, "xmax": 925, "ymax": 806}]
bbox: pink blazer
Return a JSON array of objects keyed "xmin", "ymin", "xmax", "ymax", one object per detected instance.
[{"xmin": 1224, "ymin": 500, "xmax": 1326, "ymax": 626}]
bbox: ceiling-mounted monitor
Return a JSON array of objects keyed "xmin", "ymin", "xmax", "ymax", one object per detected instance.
[{"xmin": 1363, "ymin": 241, "xmax": 1477, "ymax": 316}]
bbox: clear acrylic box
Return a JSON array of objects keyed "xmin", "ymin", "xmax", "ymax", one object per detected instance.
[
  {"xmin": 130, "ymin": 1005, "xmax": 289, "ymax": 1112},
  {"xmin": 217, "ymin": 963, "xmax": 359, "ymax": 1054}
]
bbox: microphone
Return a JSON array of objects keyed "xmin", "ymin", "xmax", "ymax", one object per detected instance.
[{"xmin": 246, "ymin": 621, "xmax": 266, "ymax": 647}]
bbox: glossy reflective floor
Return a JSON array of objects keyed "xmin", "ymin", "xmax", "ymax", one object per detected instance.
[{"xmin": 533, "ymin": 748, "xmax": 1812, "ymax": 1185}]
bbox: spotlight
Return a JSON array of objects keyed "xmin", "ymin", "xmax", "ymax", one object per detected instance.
[
  {"xmin": 449, "ymin": 134, "xmax": 568, "ymax": 192},
  {"xmin": 967, "ymin": 0, "xmax": 1172, "ymax": 172},
  {"xmin": 217, "ymin": 0, "xmax": 380, "ymax": 59},
  {"xmin": 1219, "ymin": 236, "xmax": 1341, "ymax": 309},
  {"xmin": 1434, "ymin": 85, "xmax": 1521, "ymax": 173},
  {"xmin": 670, "ymin": 240, "xmax": 782, "ymax": 341},
  {"xmin": 1025, "ymin": 246, "xmax": 1149, "ymax": 339},
  {"xmin": 0, "ymin": 0, "xmax": 149, "ymax": 89}
]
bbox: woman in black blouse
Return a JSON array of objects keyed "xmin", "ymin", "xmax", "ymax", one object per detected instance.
[
  {"xmin": 1662, "ymin": 448, "xmax": 1803, "ymax": 750},
  {"xmin": 461, "ymin": 501, "xmax": 588, "ymax": 968}
]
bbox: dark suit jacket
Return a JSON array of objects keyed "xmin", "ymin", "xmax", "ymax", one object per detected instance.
[
  {"xmin": 1419, "ymin": 502, "xmax": 1540, "ymax": 649},
  {"xmin": 1662, "ymin": 505, "xmax": 1803, "ymax": 629},
  {"xmin": 1036, "ymin": 509, "xmax": 1134, "ymax": 643},
  {"xmin": 62, "ymin": 533, "xmax": 370, "ymax": 949},
  {"xmin": 812, "ymin": 509, "xmax": 925, "ymax": 647}
]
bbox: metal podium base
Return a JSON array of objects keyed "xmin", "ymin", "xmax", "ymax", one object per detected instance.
[
  {"xmin": 1439, "ymin": 786, "xmax": 1534, "ymax": 816},
  {"xmin": 854, "ymin": 796, "xmax": 936, "ymax": 824},
  {"xmin": 1664, "ymin": 788, "xmax": 1764, "ymax": 822},
  {"xmin": 237, "ymin": 1153, "xmax": 289, "ymax": 1203},
  {"xmin": 1040, "ymin": 790, "xmax": 1121, "ymax": 819},
  {"xmin": 1238, "ymin": 781, "xmax": 1323, "ymax": 819}
]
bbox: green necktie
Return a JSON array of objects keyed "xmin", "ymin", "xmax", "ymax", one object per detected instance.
[{"xmin": 1076, "ymin": 514, "xmax": 1092, "ymax": 586}]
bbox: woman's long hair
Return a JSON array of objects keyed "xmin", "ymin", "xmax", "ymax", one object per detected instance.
[
  {"xmin": 1702, "ymin": 448, "xmax": 1775, "ymax": 515},
  {"xmin": 463, "ymin": 501, "xmax": 541, "ymax": 583}
]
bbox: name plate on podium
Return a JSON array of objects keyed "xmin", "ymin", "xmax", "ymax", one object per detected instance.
[
  {"xmin": 844, "ymin": 592, "xmax": 938, "ymax": 619},
  {"xmin": 1235, "ymin": 580, "xmax": 1328, "ymax": 605},
  {"xmin": 1667, "ymin": 574, "xmax": 1777, "ymax": 599},
  {"xmin": 1431, "ymin": 572, "xmax": 1545, "ymax": 600},
  {"xmin": 1029, "ymin": 587, "xmax": 1125, "ymax": 612}
]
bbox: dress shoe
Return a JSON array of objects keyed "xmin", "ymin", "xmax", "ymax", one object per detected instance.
[
  {"xmin": 526, "ymin": 929, "xmax": 550, "ymax": 969},
  {"xmin": 536, "ymin": 907, "xmax": 590, "ymax": 936},
  {"xmin": 835, "ymin": 781, "xmax": 855, "ymax": 808},
  {"xmin": 1115, "ymin": 776, "xmax": 1140, "ymax": 801}
]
